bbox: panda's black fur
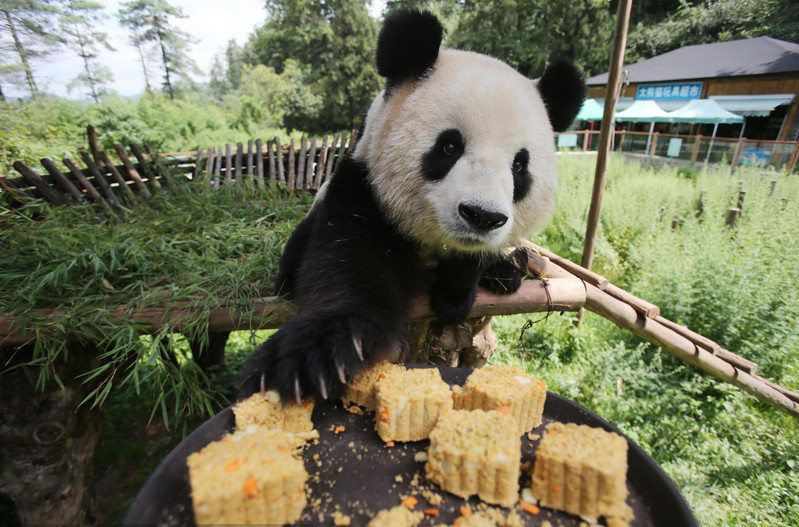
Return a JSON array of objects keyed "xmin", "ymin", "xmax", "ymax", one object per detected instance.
[{"xmin": 239, "ymin": 10, "xmax": 586, "ymax": 402}]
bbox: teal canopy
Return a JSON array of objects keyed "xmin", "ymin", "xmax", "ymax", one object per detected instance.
[
  {"xmin": 575, "ymin": 98, "xmax": 604, "ymax": 121},
  {"xmin": 666, "ymin": 99, "xmax": 744, "ymax": 124},
  {"xmin": 614, "ymin": 100, "xmax": 670, "ymax": 122}
]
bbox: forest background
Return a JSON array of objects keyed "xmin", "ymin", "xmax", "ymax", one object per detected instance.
[{"xmin": 3, "ymin": 0, "xmax": 799, "ymax": 174}]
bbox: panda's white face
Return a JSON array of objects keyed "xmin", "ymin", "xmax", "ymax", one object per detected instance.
[{"xmin": 354, "ymin": 49, "xmax": 558, "ymax": 255}]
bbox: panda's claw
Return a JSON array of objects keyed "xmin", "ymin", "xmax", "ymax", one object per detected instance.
[
  {"xmin": 352, "ymin": 333, "xmax": 364, "ymax": 362},
  {"xmin": 259, "ymin": 372, "xmax": 266, "ymax": 394},
  {"xmin": 294, "ymin": 373, "xmax": 302, "ymax": 405},
  {"xmin": 318, "ymin": 374, "xmax": 329, "ymax": 400},
  {"xmin": 335, "ymin": 359, "xmax": 347, "ymax": 385}
]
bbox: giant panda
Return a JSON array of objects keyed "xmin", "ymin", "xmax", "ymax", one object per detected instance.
[{"xmin": 239, "ymin": 10, "xmax": 585, "ymax": 402}]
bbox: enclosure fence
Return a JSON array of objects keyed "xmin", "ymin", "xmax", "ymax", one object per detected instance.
[{"xmin": 557, "ymin": 129, "xmax": 799, "ymax": 174}]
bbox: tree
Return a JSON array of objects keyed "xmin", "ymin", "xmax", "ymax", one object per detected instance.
[
  {"xmin": 0, "ymin": 0, "xmax": 63, "ymax": 99},
  {"xmin": 224, "ymin": 39, "xmax": 244, "ymax": 90},
  {"xmin": 448, "ymin": 0, "xmax": 614, "ymax": 79},
  {"xmin": 243, "ymin": 0, "xmax": 332, "ymax": 75},
  {"xmin": 313, "ymin": 0, "xmax": 380, "ymax": 131},
  {"xmin": 244, "ymin": 0, "xmax": 380, "ymax": 133},
  {"xmin": 60, "ymin": 0, "xmax": 115, "ymax": 103},
  {"xmin": 118, "ymin": 0, "xmax": 198, "ymax": 99},
  {"xmin": 627, "ymin": 0, "xmax": 799, "ymax": 63}
]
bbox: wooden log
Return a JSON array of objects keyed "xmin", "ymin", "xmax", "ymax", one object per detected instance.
[
  {"xmin": 12, "ymin": 161, "xmax": 63, "ymax": 205},
  {"xmin": 113, "ymin": 144, "xmax": 151, "ymax": 198},
  {"xmin": 604, "ymin": 283, "xmax": 660, "ymax": 318},
  {"xmin": 224, "ymin": 144, "xmax": 232, "ymax": 185},
  {"xmin": 193, "ymin": 148, "xmax": 204, "ymax": 182},
  {"xmin": 255, "ymin": 139, "xmax": 264, "ymax": 188},
  {"xmin": 79, "ymin": 150, "xmax": 121, "ymax": 208},
  {"xmin": 297, "ymin": 136, "xmax": 307, "ymax": 189},
  {"xmin": 40, "ymin": 158, "xmax": 84, "ymax": 202},
  {"xmin": 247, "ymin": 139, "xmax": 254, "ymax": 177},
  {"xmin": 275, "ymin": 136, "xmax": 285, "ymax": 183},
  {"xmin": 731, "ymin": 139, "xmax": 745, "ymax": 172},
  {"xmin": 583, "ymin": 283, "xmax": 799, "ymax": 417},
  {"xmin": 524, "ymin": 249, "xmax": 575, "ymax": 280},
  {"xmin": 305, "ymin": 136, "xmax": 317, "ymax": 189},
  {"xmin": 213, "ymin": 147, "xmax": 222, "ymax": 189},
  {"xmin": 347, "ymin": 128, "xmax": 358, "ymax": 153},
  {"xmin": 98, "ymin": 151, "xmax": 136, "ymax": 201},
  {"xmin": 524, "ymin": 245, "xmax": 658, "ymax": 317},
  {"xmin": 690, "ymin": 135, "xmax": 702, "ymax": 166},
  {"xmin": 204, "ymin": 147, "xmax": 215, "ymax": 186},
  {"xmin": 0, "ymin": 174, "xmax": 35, "ymax": 204},
  {"xmin": 267, "ymin": 140, "xmax": 276, "ymax": 183},
  {"xmin": 63, "ymin": 158, "xmax": 119, "ymax": 220},
  {"xmin": 234, "ymin": 142, "xmax": 243, "ymax": 186},
  {"xmin": 726, "ymin": 207, "xmax": 741, "ymax": 227},
  {"xmin": 786, "ymin": 141, "xmax": 799, "ymax": 176},
  {"xmin": 333, "ymin": 131, "xmax": 349, "ymax": 175},
  {"xmin": 288, "ymin": 139, "xmax": 297, "ymax": 189},
  {"xmin": 0, "ymin": 278, "xmax": 583, "ymax": 346},
  {"xmin": 129, "ymin": 143, "xmax": 161, "ymax": 189},
  {"xmin": 523, "ymin": 241, "xmax": 609, "ymax": 289},
  {"xmin": 756, "ymin": 375, "xmax": 799, "ymax": 404},
  {"xmin": 654, "ymin": 315, "xmax": 722, "ymax": 354},
  {"xmin": 326, "ymin": 132, "xmax": 340, "ymax": 180},
  {"xmin": 737, "ymin": 189, "xmax": 746, "ymax": 210},
  {"xmin": 315, "ymin": 135, "xmax": 330, "ymax": 189},
  {"xmin": 695, "ymin": 191, "xmax": 706, "ymax": 219},
  {"xmin": 87, "ymin": 125, "xmax": 102, "ymax": 164}
]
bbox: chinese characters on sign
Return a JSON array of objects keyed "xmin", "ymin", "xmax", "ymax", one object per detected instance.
[{"xmin": 636, "ymin": 82, "xmax": 703, "ymax": 100}]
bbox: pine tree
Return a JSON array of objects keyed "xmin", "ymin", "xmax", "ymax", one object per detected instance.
[
  {"xmin": 118, "ymin": 0, "xmax": 198, "ymax": 99},
  {"xmin": 60, "ymin": 0, "xmax": 115, "ymax": 103},
  {"xmin": 0, "ymin": 0, "xmax": 63, "ymax": 99}
]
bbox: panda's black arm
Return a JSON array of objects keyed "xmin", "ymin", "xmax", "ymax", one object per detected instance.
[
  {"xmin": 430, "ymin": 247, "xmax": 529, "ymax": 324},
  {"xmin": 272, "ymin": 209, "xmax": 317, "ymax": 300},
  {"xmin": 239, "ymin": 158, "xmax": 426, "ymax": 402},
  {"xmin": 429, "ymin": 254, "xmax": 484, "ymax": 325}
]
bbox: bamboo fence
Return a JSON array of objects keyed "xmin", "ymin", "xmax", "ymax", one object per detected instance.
[{"xmin": 0, "ymin": 126, "xmax": 359, "ymax": 213}]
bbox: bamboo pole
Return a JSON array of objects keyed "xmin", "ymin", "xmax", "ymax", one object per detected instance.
[
  {"xmin": 0, "ymin": 277, "xmax": 584, "ymax": 346},
  {"xmin": 583, "ymin": 283, "xmax": 799, "ymax": 417},
  {"xmin": 581, "ymin": 0, "xmax": 633, "ymax": 273}
]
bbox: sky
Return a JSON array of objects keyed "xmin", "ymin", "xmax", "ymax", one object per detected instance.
[{"xmin": 7, "ymin": 0, "xmax": 386, "ymax": 100}]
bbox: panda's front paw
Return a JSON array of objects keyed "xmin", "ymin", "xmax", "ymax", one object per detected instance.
[
  {"xmin": 430, "ymin": 282, "xmax": 478, "ymax": 325},
  {"xmin": 238, "ymin": 314, "xmax": 373, "ymax": 402},
  {"xmin": 480, "ymin": 247, "xmax": 528, "ymax": 294}
]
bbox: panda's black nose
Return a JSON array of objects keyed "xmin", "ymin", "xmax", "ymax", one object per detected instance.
[{"xmin": 458, "ymin": 203, "xmax": 508, "ymax": 231}]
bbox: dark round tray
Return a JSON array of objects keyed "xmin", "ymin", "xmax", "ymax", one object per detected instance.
[{"xmin": 124, "ymin": 366, "xmax": 697, "ymax": 526}]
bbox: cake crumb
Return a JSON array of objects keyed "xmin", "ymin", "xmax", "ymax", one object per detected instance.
[{"xmin": 332, "ymin": 511, "xmax": 351, "ymax": 526}]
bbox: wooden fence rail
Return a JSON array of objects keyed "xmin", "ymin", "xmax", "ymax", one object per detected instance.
[
  {"xmin": 558, "ymin": 129, "xmax": 799, "ymax": 174},
  {"xmin": 0, "ymin": 127, "xmax": 359, "ymax": 215}
]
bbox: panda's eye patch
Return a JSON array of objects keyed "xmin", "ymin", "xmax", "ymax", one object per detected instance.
[
  {"xmin": 512, "ymin": 148, "xmax": 531, "ymax": 202},
  {"xmin": 422, "ymin": 129, "xmax": 464, "ymax": 181}
]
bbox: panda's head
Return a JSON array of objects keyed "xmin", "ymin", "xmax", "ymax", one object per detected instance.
[{"xmin": 353, "ymin": 10, "xmax": 586, "ymax": 254}]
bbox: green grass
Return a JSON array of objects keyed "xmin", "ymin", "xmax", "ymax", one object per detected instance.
[{"xmin": 1, "ymin": 182, "xmax": 312, "ymax": 424}]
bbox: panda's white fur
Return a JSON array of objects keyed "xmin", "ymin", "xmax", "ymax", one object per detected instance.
[
  {"xmin": 354, "ymin": 49, "xmax": 557, "ymax": 254},
  {"xmin": 239, "ymin": 10, "xmax": 585, "ymax": 402}
]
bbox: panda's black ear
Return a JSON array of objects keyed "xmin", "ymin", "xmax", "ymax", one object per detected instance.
[
  {"xmin": 376, "ymin": 10, "xmax": 443, "ymax": 83},
  {"xmin": 536, "ymin": 59, "xmax": 587, "ymax": 133}
]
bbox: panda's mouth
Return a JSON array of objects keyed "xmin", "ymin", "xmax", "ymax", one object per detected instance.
[{"xmin": 444, "ymin": 228, "xmax": 503, "ymax": 251}]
